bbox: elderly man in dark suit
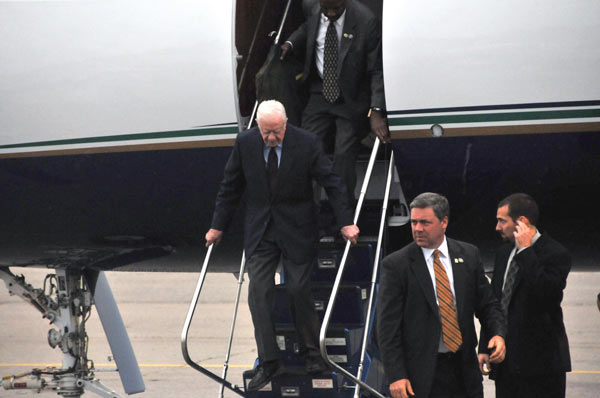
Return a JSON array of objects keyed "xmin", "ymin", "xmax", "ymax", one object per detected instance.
[
  {"xmin": 280, "ymin": 0, "xmax": 389, "ymax": 206},
  {"xmin": 377, "ymin": 192, "xmax": 506, "ymax": 398},
  {"xmin": 478, "ymin": 193, "xmax": 571, "ymax": 398},
  {"xmin": 205, "ymin": 100, "xmax": 359, "ymax": 391}
]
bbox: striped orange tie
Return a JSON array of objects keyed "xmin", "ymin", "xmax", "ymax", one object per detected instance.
[{"xmin": 433, "ymin": 249, "xmax": 462, "ymax": 352}]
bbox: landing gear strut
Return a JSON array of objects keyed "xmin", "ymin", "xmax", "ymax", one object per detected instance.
[{"xmin": 1, "ymin": 267, "xmax": 122, "ymax": 398}]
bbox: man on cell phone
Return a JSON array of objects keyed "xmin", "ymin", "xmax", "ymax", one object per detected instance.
[{"xmin": 478, "ymin": 193, "xmax": 572, "ymax": 398}]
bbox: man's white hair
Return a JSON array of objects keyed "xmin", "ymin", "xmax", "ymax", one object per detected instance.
[{"xmin": 256, "ymin": 100, "xmax": 288, "ymax": 123}]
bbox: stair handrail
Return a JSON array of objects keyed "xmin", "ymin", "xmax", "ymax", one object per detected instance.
[
  {"xmin": 218, "ymin": 252, "xmax": 247, "ymax": 398},
  {"xmin": 237, "ymin": 0, "xmax": 269, "ymax": 92},
  {"xmin": 353, "ymin": 150, "xmax": 395, "ymax": 397},
  {"xmin": 246, "ymin": 0, "xmax": 292, "ymax": 129},
  {"xmin": 273, "ymin": 0, "xmax": 292, "ymax": 47},
  {"xmin": 181, "ymin": 244, "xmax": 247, "ymax": 397},
  {"xmin": 318, "ymin": 138, "xmax": 386, "ymax": 398},
  {"xmin": 182, "ymin": 2, "xmax": 299, "ymax": 395}
]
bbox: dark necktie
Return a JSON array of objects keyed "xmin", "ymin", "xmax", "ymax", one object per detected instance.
[
  {"xmin": 433, "ymin": 250, "xmax": 463, "ymax": 352},
  {"xmin": 323, "ymin": 20, "xmax": 340, "ymax": 103},
  {"xmin": 501, "ymin": 258, "xmax": 519, "ymax": 315},
  {"xmin": 267, "ymin": 147, "xmax": 278, "ymax": 191}
]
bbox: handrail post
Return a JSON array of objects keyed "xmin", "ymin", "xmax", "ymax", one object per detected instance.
[
  {"xmin": 318, "ymin": 140, "xmax": 386, "ymax": 398},
  {"xmin": 245, "ymin": 0, "xmax": 291, "ymax": 130},
  {"xmin": 218, "ymin": 252, "xmax": 247, "ymax": 398},
  {"xmin": 180, "ymin": 244, "xmax": 246, "ymax": 397},
  {"xmin": 353, "ymin": 151, "xmax": 395, "ymax": 397},
  {"xmin": 354, "ymin": 139, "xmax": 380, "ymax": 225},
  {"xmin": 274, "ymin": 0, "xmax": 292, "ymax": 45},
  {"xmin": 183, "ymin": 2, "xmax": 295, "ymax": 395}
]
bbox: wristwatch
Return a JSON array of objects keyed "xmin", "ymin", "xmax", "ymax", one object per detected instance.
[{"xmin": 368, "ymin": 107, "xmax": 384, "ymax": 117}]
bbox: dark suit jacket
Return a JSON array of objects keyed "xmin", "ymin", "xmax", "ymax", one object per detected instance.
[
  {"xmin": 479, "ymin": 233, "xmax": 571, "ymax": 378},
  {"xmin": 287, "ymin": 0, "xmax": 385, "ymax": 114},
  {"xmin": 377, "ymin": 239, "xmax": 506, "ymax": 398},
  {"xmin": 210, "ymin": 124, "xmax": 353, "ymax": 264}
]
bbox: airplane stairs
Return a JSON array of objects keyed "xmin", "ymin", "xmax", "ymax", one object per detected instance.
[
  {"xmin": 242, "ymin": 232, "xmax": 386, "ymax": 397},
  {"xmin": 182, "ymin": 141, "xmax": 407, "ymax": 397}
]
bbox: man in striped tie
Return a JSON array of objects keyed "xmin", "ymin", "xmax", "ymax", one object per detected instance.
[{"xmin": 377, "ymin": 192, "xmax": 506, "ymax": 398}]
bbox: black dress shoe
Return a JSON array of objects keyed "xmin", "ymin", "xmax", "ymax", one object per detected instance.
[
  {"xmin": 305, "ymin": 356, "xmax": 330, "ymax": 375},
  {"xmin": 244, "ymin": 366, "xmax": 258, "ymax": 378},
  {"xmin": 246, "ymin": 361, "xmax": 283, "ymax": 392}
]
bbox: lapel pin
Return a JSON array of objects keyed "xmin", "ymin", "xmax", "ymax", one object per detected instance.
[
  {"xmin": 454, "ymin": 258, "xmax": 464, "ymax": 263},
  {"xmin": 343, "ymin": 33, "xmax": 353, "ymax": 39}
]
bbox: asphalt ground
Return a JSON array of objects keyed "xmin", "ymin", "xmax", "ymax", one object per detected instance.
[{"xmin": 1, "ymin": 268, "xmax": 599, "ymax": 398}]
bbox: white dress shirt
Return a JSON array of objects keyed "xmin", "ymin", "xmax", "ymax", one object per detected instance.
[{"xmin": 314, "ymin": 11, "xmax": 346, "ymax": 79}]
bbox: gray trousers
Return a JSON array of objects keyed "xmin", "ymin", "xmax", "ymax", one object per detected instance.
[
  {"xmin": 301, "ymin": 89, "xmax": 362, "ymax": 206},
  {"xmin": 246, "ymin": 223, "xmax": 321, "ymax": 363}
]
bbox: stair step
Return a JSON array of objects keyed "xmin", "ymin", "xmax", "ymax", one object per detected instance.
[
  {"xmin": 273, "ymin": 284, "xmax": 367, "ymax": 327},
  {"xmin": 244, "ymin": 370, "xmax": 357, "ymax": 398}
]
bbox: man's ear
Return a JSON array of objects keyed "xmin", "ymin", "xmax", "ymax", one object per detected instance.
[
  {"xmin": 517, "ymin": 216, "xmax": 531, "ymax": 226},
  {"xmin": 441, "ymin": 216, "xmax": 449, "ymax": 229}
]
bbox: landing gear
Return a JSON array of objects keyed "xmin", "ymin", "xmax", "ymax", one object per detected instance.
[{"xmin": 0, "ymin": 267, "xmax": 122, "ymax": 398}]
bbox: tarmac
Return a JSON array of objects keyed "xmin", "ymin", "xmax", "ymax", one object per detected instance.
[{"xmin": 1, "ymin": 266, "xmax": 599, "ymax": 398}]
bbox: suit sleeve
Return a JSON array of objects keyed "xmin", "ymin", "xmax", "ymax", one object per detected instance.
[
  {"xmin": 473, "ymin": 248, "xmax": 506, "ymax": 353},
  {"xmin": 515, "ymin": 242, "xmax": 571, "ymax": 305},
  {"xmin": 365, "ymin": 15, "xmax": 385, "ymax": 109},
  {"xmin": 210, "ymin": 137, "xmax": 246, "ymax": 231},
  {"xmin": 286, "ymin": 21, "xmax": 307, "ymax": 55},
  {"xmin": 309, "ymin": 136, "xmax": 354, "ymax": 227},
  {"xmin": 376, "ymin": 255, "xmax": 409, "ymax": 383}
]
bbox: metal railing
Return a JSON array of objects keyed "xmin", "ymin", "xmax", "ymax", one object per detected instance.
[
  {"xmin": 180, "ymin": 3, "xmax": 301, "ymax": 396},
  {"xmin": 353, "ymin": 150, "xmax": 395, "ymax": 397},
  {"xmin": 182, "ymin": 140, "xmax": 396, "ymax": 398},
  {"xmin": 318, "ymin": 138, "xmax": 394, "ymax": 398},
  {"xmin": 181, "ymin": 0, "xmax": 314, "ymax": 398},
  {"xmin": 180, "ymin": 246, "xmax": 247, "ymax": 398},
  {"xmin": 246, "ymin": 0, "xmax": 292, "ymax": 129}
]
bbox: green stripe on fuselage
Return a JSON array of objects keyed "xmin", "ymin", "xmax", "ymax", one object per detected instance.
[
  {"xmin": 0, "ymin": 125, "xmax": 239, "ymax": 150},
  {"xmin": 388, "ymin": 108, "xmax": 600, "ymax": 126}
]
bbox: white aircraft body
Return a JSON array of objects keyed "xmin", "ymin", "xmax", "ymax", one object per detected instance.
[{"xmin": 1, "ymin": 1, "xmax": 598, "ymax": 397}]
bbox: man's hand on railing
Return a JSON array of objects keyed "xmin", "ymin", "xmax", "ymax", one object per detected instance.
[
  {"xmin": 205, "ymin": 228, "xmax": 223, "ymax": 247},
  {"xmin": 280, "ymin": 41, "xmax": 292, "ymax": 60},
  {"xmin": 341, "ymin": 224, "xmax": 360, "ymax": 245},
  {"xmin": 369, "ymin": 109, "xmax": 391, "ymax": 144}
]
